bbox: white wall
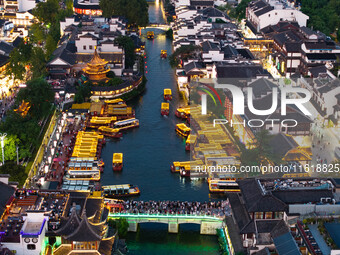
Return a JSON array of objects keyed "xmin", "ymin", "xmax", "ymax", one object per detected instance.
[
  {"xmin": 202, "ymin": 50, "xmax": 224, "ymax": 62},
  {"xmin": 289, "ymin": 204, "xmax": 340, "ymax": 215},
  {"xmin": 258, "ymin": 9, "xmax": 308, "ymax": 30},
  {"xmin": 18, "ymin": 0, "xmax": 36, "ymax": 12},
  {"xmin": 60, "ymin": 17, "xmax": 79, "ymax": 36},
  {"xmin": 76, "ymin": 37, "xmax": 97, "ymax": 53}
]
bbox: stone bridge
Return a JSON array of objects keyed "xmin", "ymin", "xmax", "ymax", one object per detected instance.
[
  {"xmin": 108, "ymin": 213, "xmax": 225, "ymax": 235},
  {"xmin": 141, "ymin": 23, "xmax": 171, "ymax": 31}
]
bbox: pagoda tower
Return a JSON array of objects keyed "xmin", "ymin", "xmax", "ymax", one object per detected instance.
[{"xmin": 83, "ymin": 48, "xmax": 110, "ymax": 82}]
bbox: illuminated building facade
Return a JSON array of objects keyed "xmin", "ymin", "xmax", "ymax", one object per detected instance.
[{"xmin": 73, "ymin": 0, "xmax": 102, "ymax": 16}]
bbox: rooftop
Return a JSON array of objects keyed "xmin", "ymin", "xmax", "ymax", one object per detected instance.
[{"xmin": 0, "ymin": 190, "xmax": 69, "ymax": 243}]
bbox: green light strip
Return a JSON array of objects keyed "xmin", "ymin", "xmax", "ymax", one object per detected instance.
[{"xmin": 108, "ymin": 213, "xmax": 224, "ymax": 222}]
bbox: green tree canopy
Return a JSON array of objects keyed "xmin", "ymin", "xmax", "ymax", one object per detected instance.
[
  {"xmin": 30, "ymin": 47, "xmax": 47, "ymax": 79},
  {"xmin": 114, "ymin": 36, "xmax": 136, "ymax": 68},
  {"xmin": 16, "ymin": 78, "xmax": 54, "ymax": 118},
  {"xmin": 0, "ymin": 162, "xmax": 27, "ymax": 186},
  {"xmin": 234, "ymin": 0, "xmax": 252, "ymax": 21},
  {"xmin": 168, "ymin": 45, "xmax": 202, "ymax": 68},
  {"xmin": 33, "ymin": 0, "xmax": 60, "ymax": 24},
  {"xmin": 100, "ymin": 0, "xmax": 149, "ymax": 27},
  {"xmin": 74, "ymin": 83, "xmax": 92, "ymax": 103},
  {"xmin": 300, "ymin": 0, "xmax": 340, "ymax": 41},
  {"xmin": 240, "ymin": 130, "xmax": 280, "ymax": 167}
]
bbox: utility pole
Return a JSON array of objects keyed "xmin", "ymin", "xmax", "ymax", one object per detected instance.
[
  {"xmin": 0, "ymin": 133, "xmax": 7, "ymax": 165},
  {"xmin": 16, "ymin": 145, "xmax": 19, "ymax": 165}
]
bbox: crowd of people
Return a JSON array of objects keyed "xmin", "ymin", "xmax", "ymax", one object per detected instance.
[
  {"xmin": 120, "ymin": 200, "xmax": 231, "ymax": 217},
  {"xmin": 0, "ymin": 89, "xmax": 17, "ymax": 121}
]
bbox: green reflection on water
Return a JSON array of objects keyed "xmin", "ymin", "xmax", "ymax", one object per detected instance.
[{"xmin": 126, "ymin": 223, "xmax": 220, "ymax": 255}]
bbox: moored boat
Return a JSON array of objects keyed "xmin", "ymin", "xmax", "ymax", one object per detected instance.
[
  {"xmin": 164, "ymin": 88, "xmax": 172, "ymax": 101},
  {"xmin": 161, "ymin": 50, "xmax": 167, "ymax": 58},
  {"xmin": 185, "ymin": 134, "xmax": 196, "ymax": 151},
  {"xmin": 112, "ymin": 153, "xmax": 123, "ymax": 171},
  {"xmin": 147, "ymin": 31, "xmax": 154, "ymax": 39},
  {"xmin": 208, "ymin": 178, "xmax": 240, "ymax": 193},
  {"xmin": 87, "ymin": 116, "xmax": 117, "ymax": 129},
  {"xmin": 175, "ymin": 123, "xmax": 190, "ymax": 137},
  {"xmin": 175, "ymin": 107, "xmax": 190, "ymax": 119},
  {"xmin": 103, "ymin": 184, "xmax": 140, "ymax": 198},
  {"xmin": 161, "ymin": 102, "xmax": 169, "ymax": 116},
  {"xmin": 98, "ymin": 126, "xmax": 123, "ymax": 138},
  {"xmin": 114, "ymin": 118, "xmax": 139, "ymax": 131}
]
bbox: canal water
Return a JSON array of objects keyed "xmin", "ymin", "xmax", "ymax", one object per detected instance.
[
  {"xmin": 100, "ymin": 2, "xmax": 220, "ymax": 254},
  {"xmin": 100, "ymin": 2, "xmax": 211, "ymax": 202}
]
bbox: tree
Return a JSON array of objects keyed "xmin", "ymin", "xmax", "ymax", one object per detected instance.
[
  {"xmin": 16, "ymin": 78, "xmax": 54, "ymax": 118},
  {"xmin": 74, "ymin": 83, "xmax": 92, "ymax": 103},
  {"xmin": 107, "ymin": 77, "xmax": 123, "ymax": 86},
  {"xmin": 6, "ymin": 42, "xmax": 33, "ymax": 81},
  {"xmin": 240, "ymin": 130, "xmax": 279, "ymax": 167},
  {"xmin": 114, "ymin": 36, "xmax": 136, "ymax": 68},
  {"xmin": 6, "ymin": 48, "xmax": 26, "ymax": 81},
  {"xmin": 106, "ymin": 71, "xmax": 116, "ymax": 78},
  {"xmin": 99, "ymin": 0, "xmax": 115, "ymax": 18},
  {"xmin": 300, "ymin": 0, "xmax": 340, "ymax": 41},
  {"xmin": 33, "ymin": 0, "xmax": 60, "ymax": 24},
  {"xmin": 0, "ymin": 162, "xmax": 27, "ymax": 186},
  {"xmin": 30, "ymin": 47, "xmax": 47, "ymax": 79},
  {"xmin": 29, "ymin": 23, "xmax": 46, "ymax": 44},
  {"xmin": 165, "ymin": 28, "xmax": 173, "ymax": 39},
  {"xmin": 0, "ymin": 135, "xmax": 20, "ymax": 162},
  {"xmin": 168, "ymin": 45, "xmax": 201, "ymax": 68},
  {"xmin": 45, "ymin": 34, "xmax": 57, "ymax": 59},
  {"xmin": 108, "ymin": 218, "xmax": 129, "ymax": 238},
  {"xmin": 100, "ymin": 0, "xmax": 149, "ymax": 27},
  {"xmin": 234, "ymin": 0, "xmax": 252, "ymax": 20}
]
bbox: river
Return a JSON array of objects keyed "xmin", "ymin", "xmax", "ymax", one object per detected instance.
[{"xmin": 100, "ymin": 2, "xmax": 220, "ymax": 254}]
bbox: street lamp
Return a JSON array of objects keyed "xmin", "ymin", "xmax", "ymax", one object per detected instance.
[{"xmin": 0, "ymin": 133, "xmax": 7, "ymax": 165}]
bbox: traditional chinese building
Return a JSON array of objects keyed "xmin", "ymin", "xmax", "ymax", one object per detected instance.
[
  {"xmin": 52, "ymin": 196, "xmax": 116, "ymax": 255},
  {"xmin": 83, "ymin": 49, "xmax": 110, "ymax": 82}
]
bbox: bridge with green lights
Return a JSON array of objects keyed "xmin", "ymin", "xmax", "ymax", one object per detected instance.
[{"xmin": 108, "ymin": 213, "xmax": 225, "ymax": 235}]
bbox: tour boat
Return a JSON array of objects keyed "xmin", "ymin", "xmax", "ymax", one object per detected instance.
[
  {"xmin": 171, "ymin": 160, "xmax": 204, "ymax": 177},
  {"xmin": 103, "ymin": 184, "xmax": 140, "ymax": 198},
  {"xmin": 208, "ymin": 178, "xmax": 240, "ymax": 193},
  {"xmin": 98, "ymin": 126, "xmax": 123, "ymax": 138},
  {"xmin": 161, "ymin": 50, "xmax": 167, "ymax": 58},
  {"xmin": 175, "ymin": 123, "xmax": 191, "ymax": 137},
  {"xmin": 161, "ymin": 102, "xmax": 169, "ymax": 116},
  {"xmin": 87, "ymin": 116, "xmax": 117, "ymax": 129},
  {"xmin": 112, "ymin": 153, "xmax": 123, "ymax": 171},
  {"xmin": 185, "ymin": 134, "xmax": 196, "ymax": 151},
  {"xmin": 114, "ymin": 118, "xmax": 139, "ymax": 131},
  {"xmin": 175, "ymin": 107, "xmax": 190, "ymax": 119},
  {"xmin": 147, "ymin": 31, "xmax": 154, "ymax": 39},
  {"xmin": 107, "ymin": 106, "xmax": 135, "ymax": 120},
  {"xmin": 105, "ymin": 98, "xmax": 126, "ymax": 106},
  {"xmin": 163, "ymin": 88, "xmax": 172, "ymax": 101}
]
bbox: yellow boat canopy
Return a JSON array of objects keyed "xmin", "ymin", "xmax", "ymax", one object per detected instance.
[
  {"xmin": 161, "ymin": 102, "xmax": 169, "ymax": 110},
  {"xmin": 186, "ymin": 134, "xmax": 197, "ymax": 144},
  {"xmin": 90, "ymin": 116, "xmax": 117, "ymax": 124},
  {"xmin": 105, "ymin": 99, "xmax": 124, "ymax": 104},
  {"xmin": 98, "ymin": 126, "xmax": 120, "ymax": 133},
  {"xmin": 176, "ymin": 123, "xmax": 191, "ymax": 132},
  {"xmin": 112, "ymin": 153, "xmax": 123, "ymax": 164},
  {"xmin": 164, "ymin": 88, "xmax": 172, "ymax": 96}
]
